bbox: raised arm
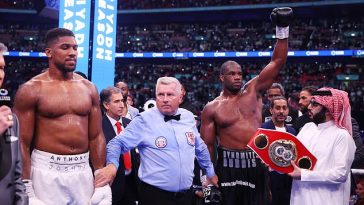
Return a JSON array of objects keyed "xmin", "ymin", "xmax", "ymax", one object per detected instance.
[
  {"xmin": 200, "ymin": 103, "xmax": 217, "ymax": 161},
  {"xmin": 256, "ymin": 7, "xmax": 292, "ymax": 93},
  {"xmin": 13, "ymin": 82, "xmax": 38, "ymax": 180}
]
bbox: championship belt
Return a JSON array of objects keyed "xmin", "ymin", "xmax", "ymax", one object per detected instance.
[{"xmin": 247, "ymin": 128, "xmax": 317, "ymax": 174}]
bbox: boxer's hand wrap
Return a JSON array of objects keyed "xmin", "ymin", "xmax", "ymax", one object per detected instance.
[
  {"xmin": 275, "ymin": 26, "xmax": 289, "ymax": 40},
  {"xmin": 270, "ymin": 7, "xmax": 293, "ymax": 39},
  {"xmin": 22, "ymin": 179, "xmax": 46, "ymax": 205},
  {"xmin": 90, "ymin": 184, "xmax": 112, "ymax": 205}
]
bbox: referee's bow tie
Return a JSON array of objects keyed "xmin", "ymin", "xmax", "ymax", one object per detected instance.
[{"xmin": 164, "ymin": 114, "xmax": 181, "ymax": 122}]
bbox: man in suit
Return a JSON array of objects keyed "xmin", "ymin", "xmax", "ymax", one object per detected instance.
[
  {"xmin": 262, "ymin": 83, "xmax": 299, "ymax": 127},
  {"xmin": 115, "ymin": 81, "xmax": 139, "ymax": 119},
  {"xmin": 100, "ymin": 87, "xmax": 139, "ymax": 205},
  {"xmin": 0, "ymin": 42, "xmax": 28, "ymax": 204},
  {"xmin": 261, "ymin": 96, "xmax": 296, "ymax": 205},
  {"xmin": 292, "ymin": 86, "xmax": 317, "ymax": 133}
]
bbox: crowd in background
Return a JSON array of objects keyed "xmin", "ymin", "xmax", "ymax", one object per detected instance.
[
  {"xmin": 0, "ymin": 0, "xmax": 326, "ymax": 10},
  {"xmin": 115, "ymin": 61, "xmax": 364, "ymax": 112},
  {"xmin": 1, "ymin": 17, "xmax": 363, "ymax": 52},
  {"xmin": 1, "ymin": 1, "xmax": 364, "ymax": 204},
  {"xmin": 3, "ymin": 58, "xmax": 363, "ymax": 119},
  {"xmin": 117, "ymin": 18, "xmax": 363, "ymax": 52},
  {"xmin": 0, "ymin": 2, "xmax": 363, "ymax": 205},
  {"xmin": 118, "ymin": 0, "xmax": 315, "ymax": 9},
  {"xmin": 0, "ymin": 0, "xmax": 363, "ymax": 123}
]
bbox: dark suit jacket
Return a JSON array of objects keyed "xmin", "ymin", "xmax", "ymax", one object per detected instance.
[
  {"xmin": 102, "ymin": 114, "xmax": 140, "ymax": 203},
  {"xmin": 0, "ymin": 114, "xmax": 28, "ymax": 205},
  {"xmin": 261, "ymin": 120, "xmax": 296, "ymax": 205},
  {"xmin": 262, "ymin": 106, "xmax": 298, "ymax": 127},
  {"xmin": 292, "ymin": 113, "xmax": 312, "ymax": 133},
  {"xmin": 261, "ymin": 119, "xmax": 296, "ymax": 136}
]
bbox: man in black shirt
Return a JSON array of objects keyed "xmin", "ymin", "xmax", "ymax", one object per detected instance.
[{"xmin": 292, "ymin": 86, "xmax": 317, "ymax": 132}]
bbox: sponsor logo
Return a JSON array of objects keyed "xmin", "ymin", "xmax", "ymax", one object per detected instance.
[
  {"xmin": 185, "ymin": 132, "xmax": 195, "ymax": 146},
  {"xmin": 155, "ymin": 136, "xmax": 167, "ymax": 148}
]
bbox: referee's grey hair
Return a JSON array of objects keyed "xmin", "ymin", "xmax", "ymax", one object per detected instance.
[
  {"xmin": 156, "ymin": 77, "xmax": 182, "ymax": 95},
  {"xmin": 0, "ymin": 42, "xmax": 8, "ymax": 54}
]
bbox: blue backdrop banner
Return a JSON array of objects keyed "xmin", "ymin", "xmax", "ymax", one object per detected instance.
[
  {"xmin": 91, "ymin": 0, "xmax": 118, "ymax": 92},
  {"xmin": 58, "ymin": 0, "xmax": 92, "ymax": 77}
]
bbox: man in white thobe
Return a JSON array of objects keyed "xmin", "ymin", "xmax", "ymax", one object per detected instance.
[{"xmin": 289, "ymin": 87, "xmax": 356, "ymax": 205}]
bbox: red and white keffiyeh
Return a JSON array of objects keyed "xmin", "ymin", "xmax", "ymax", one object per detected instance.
[{"xmin": 313, "ymin": 87, "xmax": 352, "ymax": 136}]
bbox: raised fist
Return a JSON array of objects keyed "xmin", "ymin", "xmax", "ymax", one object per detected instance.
[{"xmin": 270, "ymin": 7, "xmax": 293, "ymax": 27}]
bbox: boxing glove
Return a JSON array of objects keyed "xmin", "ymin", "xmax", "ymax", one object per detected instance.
[
  {"xmin": 22, "ymin": 179, "xmax": 47, "ymax": 205},
  {"xmin": 270, "ymin": 7, "xmax": 293, "ymax": 39},
  {"xmin": 203, "ymin": 184, "xmax": 222, "ymax": 204},
  {"xmin": 90, "ymin": 184, "xmax": 112, "ymax": 205}
]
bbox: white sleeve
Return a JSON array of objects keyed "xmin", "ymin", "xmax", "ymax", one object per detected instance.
[{"xmin": 301, "ymin": 132, "xmax": 355, "ymax": 184}]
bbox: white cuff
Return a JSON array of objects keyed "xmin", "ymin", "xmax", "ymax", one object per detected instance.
[{"xmin": 276, "ymin": 26, "xmax": 289, "ymax": 39}]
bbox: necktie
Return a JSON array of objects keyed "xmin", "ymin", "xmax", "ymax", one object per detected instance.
[
  {"xmin": 164, "ymin": 114, "xmax": 181, "ymax": 122},
  {"xmin": 115, "ymin": 122, "xmax": 132, "ymax": 171}
]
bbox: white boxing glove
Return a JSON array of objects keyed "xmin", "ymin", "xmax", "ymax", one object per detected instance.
[
  {"xmin": 90, "ymin": 184, "xmax": 112, "ymax": 205},
  {"xmin": 22, "ymin": 179, "xmax": 47, "ymax": 205}
]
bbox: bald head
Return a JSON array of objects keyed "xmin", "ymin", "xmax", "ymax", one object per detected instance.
[
  {"xmin": 115, "ymin": 81, "xmax": 129, "ymax": 101},
  {"xmin": 220, "ymin": 60, "xmax": 241, "ymax": 75}
]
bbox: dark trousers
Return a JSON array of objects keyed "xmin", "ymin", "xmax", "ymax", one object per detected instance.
[
  {"xmin": 139, "ymin": 181, "xmax": 193, "ymax": 205},
  {"xmin": 113, "ymin": 174, "xmax": 138, "ymax": 205}
]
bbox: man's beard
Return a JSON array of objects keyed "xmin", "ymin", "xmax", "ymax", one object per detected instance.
[
  {"xmin": 312, "ymin": 108, "xmax": 326, "ymax": 125},
  {"xmin": 226, "ymin": 84, "xmax": 241, "ymax": 94},
  {"xmin": 56, "ymin": 62, "xmax": 76, "ymax": 72},
  {"xmin": 301, "ymin": 106, "xmax": 309, "ymax": 114}
]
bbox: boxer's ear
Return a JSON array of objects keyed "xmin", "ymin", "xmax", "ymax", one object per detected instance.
[
  {"xmin": 45, "ymin": 48, "xmax": 52, "ymax": 58},
  {"xmin": 219, "ymin": 74, "xmax": 224, "ymax": 83}
]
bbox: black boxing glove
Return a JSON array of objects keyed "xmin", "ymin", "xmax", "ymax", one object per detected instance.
[
  {"xmin": 270, "ymin": 7, "xmax": 293, "ymax": 39},
  {"xmin": 203, "ymin": 184, "xmax": 222, "ymax": 204}
]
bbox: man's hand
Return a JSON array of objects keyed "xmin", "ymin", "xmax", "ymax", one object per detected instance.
[
  {"xmin": 195, "ymin": 190, "xmax": 204, "ymax": 198},
  {"xmin": 288, "ymin": 160, "xmax": 301, "ymax": 180},
  {"xmin": 206, "ymin": 175, "xmax": 219, "ymax": 188},
  {"xmin": 94, "ymin": 164, "xmax": 117, "ymax": 187},
  {"xmin": 0, "ymin": 106, "xmax": 13, "ymax": 134}
]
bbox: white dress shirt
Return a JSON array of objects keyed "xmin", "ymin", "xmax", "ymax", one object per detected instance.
[{"xmin": 290, "ymin": 121, "xmax": 356, "ymax": 205}]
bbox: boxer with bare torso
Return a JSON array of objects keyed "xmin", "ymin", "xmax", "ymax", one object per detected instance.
[
  {"xmin": 13, "ymin": 28, "xmax": 111, "ymax": 205},
  {"xmin": 200, "ymin": 8, "xmax": 292, "ymax": 205}
]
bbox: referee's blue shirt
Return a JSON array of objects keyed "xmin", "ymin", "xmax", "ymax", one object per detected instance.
[{"xmin": 107, "ymin": 107, "xmax": 215, "ymax": 192}]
